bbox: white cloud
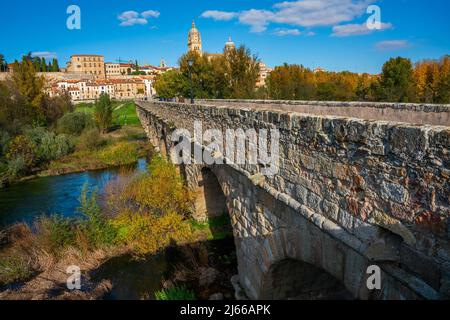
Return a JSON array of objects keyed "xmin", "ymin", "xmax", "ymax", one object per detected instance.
[
  {"xmin": 201, "ymin": 10, "xmax": 238, "ymax": 21},
  {"xmin": 375, "ymin": 40, "xmax": 411, "ymax": 51},
  {"xmin": 332, "ymin": 22, "xmax": 392, "ymax": 37},
  {"xmin": 201, "ymin": 0, "xmax": 380, "ymax": 33},
  {"xmin": 273, "ymin": 28, "xmax": 302, "ymax": 36},
  {"xmin": 141, "ymin": 10, "xmax": 160, "ymax": 19},
  {"xmin": 31, "ymin": 52, "xmax": 57, "ymax": 59},
  {"xmin": 238, "ymin": 9, "xmax": 275, "ymax": 32},
  {"xmin": 118, "ymin": 10, "xmax": 160, "ymax": 27}
]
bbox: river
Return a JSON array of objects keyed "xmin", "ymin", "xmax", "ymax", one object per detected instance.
[{"xmin": 0, "ymin": 159, "xmax": 148, "ymax": 229}]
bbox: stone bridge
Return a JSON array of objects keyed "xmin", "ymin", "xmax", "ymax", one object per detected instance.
[{"xmin": 136, "ymin": 99, "xmax": 450, "ymax": 300}]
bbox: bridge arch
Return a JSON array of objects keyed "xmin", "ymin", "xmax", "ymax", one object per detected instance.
[
  {"xmin": 260, "ymin": 258, "xmax": 353, "ymax": 300},
  {"xmin": 193, "ymin": 167, "xmax": 228, "ymax": 222}
]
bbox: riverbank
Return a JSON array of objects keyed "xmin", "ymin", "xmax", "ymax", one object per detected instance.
[
  {"xmin": 0, "ymin": 155, "xmax": 237, "ymax": 300},
  {"xmin": 0, "ymin": 217, "xmax": 237, "ymax": 301},
  {"xmin": 37, "ymin": 126, "xmax": 151, "ymax": 178}
]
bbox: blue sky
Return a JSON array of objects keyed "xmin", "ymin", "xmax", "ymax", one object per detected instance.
[{"xmin": 2, "ymin": 0, "xmax": 449, "ymax": 73}]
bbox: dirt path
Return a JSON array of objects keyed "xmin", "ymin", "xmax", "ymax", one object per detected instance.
[{"xmin": 0, "ymin": 247, "xmax": 126, "ymax": 300}]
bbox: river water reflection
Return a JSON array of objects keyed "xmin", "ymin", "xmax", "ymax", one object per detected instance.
[{"xmin": 0, "ymin": 159, "xmax": 147, "ymax": 229}]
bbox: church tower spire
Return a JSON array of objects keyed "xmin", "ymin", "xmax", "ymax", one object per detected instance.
[{"xmin": 188, "ymin": 20, "xmax": 202, "ymax": 54}]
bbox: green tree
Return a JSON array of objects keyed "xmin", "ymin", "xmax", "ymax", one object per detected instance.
[
  {"xmin": 179, "ymin": 51, "xmax": 215, "ymax": 99},
  {"xmin": 32, "ymin": 57, "xmax": 41, "ymax": 72},
  {"xmin": 153, "ymin": 69, "xmax": 186, "ymax": 99},
  {"xmin": 51, "ymin": 58, "xmax": 59, "ymax": 72},
  {"xmin": 40, "ymin": 57, "xmax": 47, "ymax": 72},
  {"xmin": 176, "ymin": 45, "xmax": 259, "ymax": 99},
  {"xmin": 135, "ymin": 60, "xmax": 139, "ymax": 73},
  {"xmin": 11, "ymin": 57, "xmax": 46, "ymax": 121},
  {"xmin": 0, "ymin": 54, "xmax": 7, "ymax": 72},
  {"xmin": 225, "ymin": 46, "xmax": 260, "ymax": 99},
  {"xmin": 94, "ymin": 93, "xmax": 113, "ymax": 133},
  {"xmin": 379, "ymin": 57, "xmax": 415, "ymax": 102}
]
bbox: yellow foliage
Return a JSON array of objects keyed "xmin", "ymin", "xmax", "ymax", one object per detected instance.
[
  {"xmin": 112, "ymin": 210, "xmax": 191, "ymax": 255},
  {"xmin": 123, "ymin": 155, "xmax": 194, "ymax": 216}
]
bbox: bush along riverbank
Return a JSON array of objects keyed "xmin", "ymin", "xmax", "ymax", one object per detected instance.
[{"xmin": 0, "ymin": 155, "xmax": 238, "ymax": 300}]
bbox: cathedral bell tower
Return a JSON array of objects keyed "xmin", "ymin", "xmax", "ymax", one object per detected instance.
[{"xmin": 188, "ymin": 20, "xmax": 202, "ymax": 54}]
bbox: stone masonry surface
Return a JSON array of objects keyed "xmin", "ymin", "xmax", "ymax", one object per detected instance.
[{"xmin": 136, "ymin": 99, "xmax": 449, "ymax": 300}]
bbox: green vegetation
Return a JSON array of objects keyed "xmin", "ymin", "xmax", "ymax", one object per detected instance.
[
  {"xmin": 0, "ymin": 56, "xmax": 144, "ymax": 187},
  {"xmin": 94, "ymin": 93, "xmax": 114, "ymax": 133},
  {"xmin": 25, "ymin": 53, "xmax": 60, "ymax": 73},
  {"xmin": 57, "ymin": 112, "xmax": 94, "ymax": 135},
  {"xmin": 0, "ymin": 254, "xmax": 36, "ymax": 286},
  {"xmin": 154, "ymin": 45, "xmax": 260, "ymax": 99},
  {"xmin": 154, "ymin": 49, "xmax": 450, "ymax": 103},
  {"xmin": 268, "ymin": 56, "xmax": 450, "ymax": 103},
  {"xmin": 75, "ymin": 100, "xmax": 140, "ymax": 126},
  {"xmin": 76, "ymin": 128, "xmax": 106, "ymax": 151},
  {"xmin": 43, "ymin": 137, "xmax": 144, "ymax": 176},
  {"xmin": 189, "ymin": 214, "xmax": 233, "ymax": 241},
  {"xmin": 155, "ymin": 286, "xmax": 197, "ymax": 300},
  {"xmin": 0, "ymin": 57, "xmax": 74, "ymax": 186},
  {"xmin": 0, "ymin": 54, "xmax": 8, "ymax": 72}
]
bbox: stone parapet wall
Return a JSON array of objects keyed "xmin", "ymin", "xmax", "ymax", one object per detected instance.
[{"xmin": 197, "ymin": 99, "xmax": 450, "ymax": 126}]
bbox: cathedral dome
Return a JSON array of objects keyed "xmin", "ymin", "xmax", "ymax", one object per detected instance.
[
  {"xmin": 189, "ymin": 21, "xmax": 199, "ymax": 35},
  {"xmin": 225, "ymin": 36, "xmax": 236, "ymax": 52}
]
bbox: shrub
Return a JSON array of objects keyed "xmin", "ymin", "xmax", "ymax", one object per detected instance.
[
  {"xmin": 6, "ymin": 135, "xmax": 37, "ymax": 170},
  {"xmin": 155, "ymin": 286, "xmax": 196, "ymax": 300},
  {"xmin": 124, "ymin": 155, "xmax": 193, "ymax": 216},
  {"xmin": 98, "ymin": 141, "xmax": 139, "ymax": 166},
  {"xmin": 38, "ymin": 132, "xmax": 74, "ymax": 162},
  {"xmin": 57, "ymin": 112, "xmax": 93, "ymax": 136},
  {"xmin": 36, "ymin": 215, "xmax": 76, "ymax": 255},
  {"xmin": 0, "ymin": 254, "xmax": 36, "ymax": 286},
  {"xmin": 6, "ymin": 156, "xmax": 27, "ymax": 178},
  {"xmin": 76, "ymin": 128, "xmax": 105, "ymax": 151},
  {"xmin": 24, "ymin": 127, "xmax": 47, "ymax": 146},
  {"xmin": 24, "ymin": 127, "xmax": 74, "ymax": 162},
  {"xmin": 112, "ymin": 210, "xmax": 190, "ymax": 255},
  {"xmin": 77, "ymin": 185, "xmax": 116, "ymax": 248},
  {"xmin": 0, "ymin": 130, "xmax": 10, "ymax": 158}
]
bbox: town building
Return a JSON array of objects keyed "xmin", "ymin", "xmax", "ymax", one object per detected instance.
[
  {"xmin": 256, "ymin": 62, "xmax": 273, "ymax": 88},
  {"xmin": 66, "ymin": 54, "xmax": 106, "ymax": 79},
  {"xmin": 50, "ymin": 76, "xmax": 154, "ymax": 102},
  {"xmin": 119, "ymin": 63, "xmax": 134, "ymax": 75},
  {"xmin": 105, "ymin": 62, "xmax": 121, "ymax": 77}
]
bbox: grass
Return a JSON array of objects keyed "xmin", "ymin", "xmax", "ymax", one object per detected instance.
[
  {"xmin": 75, "ymin": 101, "xmax": 140, "ymax": 126},
  {"xmin": 154, "ymin": 286, "xmax": 197, "ymax": 300},
  {"xmin": 189, "ymin": 214, "xmax": 234, "ymax": 241}
]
